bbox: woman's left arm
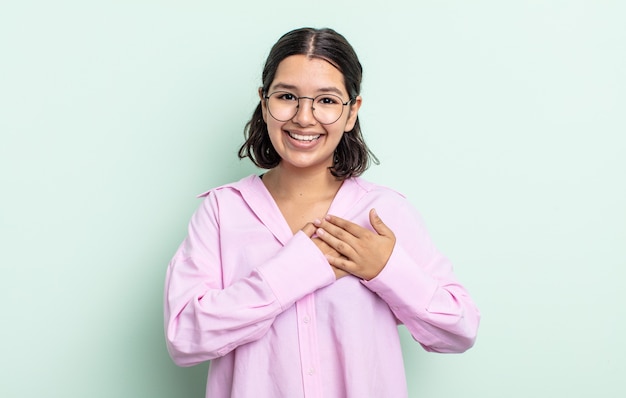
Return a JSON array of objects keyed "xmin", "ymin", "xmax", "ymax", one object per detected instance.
[{"xmin": 314, "ymin": 203, "xmax": 480, "ymax": 353}]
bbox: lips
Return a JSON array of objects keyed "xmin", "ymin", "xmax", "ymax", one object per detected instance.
[{"xmin": 288, "ymin": 131, "xmax": 321, "ymax": 142}]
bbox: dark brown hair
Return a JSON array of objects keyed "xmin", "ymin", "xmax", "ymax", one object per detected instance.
[{"xmin": 238, "ymin": 27, "xmax": 377, "ymax": 179}]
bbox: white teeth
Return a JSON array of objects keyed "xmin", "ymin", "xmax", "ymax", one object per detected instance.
[{"xmin": 289, "ymin": 132, "xmax": 321, "ymax": 142}]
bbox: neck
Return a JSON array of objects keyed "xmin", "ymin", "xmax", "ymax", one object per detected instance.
[{"xmin": 263, "ymin": 164, "xmax": 343, "ymax": 201}]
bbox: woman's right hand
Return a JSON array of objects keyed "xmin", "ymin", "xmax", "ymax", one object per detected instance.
[{"xmin": 301, "ymin": 223, "xmax": 350, "ymax": 279}]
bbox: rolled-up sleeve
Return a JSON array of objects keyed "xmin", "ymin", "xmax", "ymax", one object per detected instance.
[
  {"xmin": 362, "ymin": 199, "xmax": 480, "ymax": 353},
  {"xmin": 164, "ymin": 192, "xmax": 334, "ymax": 366}
]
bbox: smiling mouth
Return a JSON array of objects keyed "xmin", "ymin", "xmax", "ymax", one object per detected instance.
[{"xmin": 288, "ymin": 132, "xmax": 321, "ymax": 142}]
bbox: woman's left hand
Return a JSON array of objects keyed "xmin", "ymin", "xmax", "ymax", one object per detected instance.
[{"xmin": 313, "ymin": 208, "xmax": 396, "ymax": 280}]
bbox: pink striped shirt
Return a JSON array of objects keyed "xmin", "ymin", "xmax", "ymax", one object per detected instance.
[{"xmin": 164, "ymin": 174, "xmax": 479, "ymax": 398}]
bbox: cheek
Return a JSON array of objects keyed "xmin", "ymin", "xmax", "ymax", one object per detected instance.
[
  {"xmin": 333, "ymin": 117, "xmax": 354, "ymax": 134},
  {"xmin": 266, "ymin": 118, "xmax": 283, "ymax": 134},
  {"xmin": 265, "ymin": 120, "xmax": 288, "ymax": 147},
  {"xmin": 262, "ymin": 105, "xmax": 281, "ymax": 131},
  {"xmin": 326, "ymin": 125, "xmax": 347, "ymax": 142}
]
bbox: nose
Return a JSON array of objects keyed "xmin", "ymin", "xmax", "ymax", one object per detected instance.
[{"xmin": 292, "ymin": 97, "xmax": 317, "ymax": 126}]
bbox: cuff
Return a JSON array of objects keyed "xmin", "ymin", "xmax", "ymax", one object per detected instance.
[{"xmin": 257, "ymin": 231, "xmax": 335, "ymax": 309}]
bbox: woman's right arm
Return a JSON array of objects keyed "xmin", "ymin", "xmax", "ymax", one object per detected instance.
[{"xmin": 164, "ymin": 192, "xmax": 335, "ymax": 367}]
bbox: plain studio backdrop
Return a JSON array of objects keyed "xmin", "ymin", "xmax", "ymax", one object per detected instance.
[{"xmin": 1, "ymin": 1, "xmax": 624, "ymax": 397}]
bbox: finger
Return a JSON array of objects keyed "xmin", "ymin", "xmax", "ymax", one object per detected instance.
[
  {"xmin": 369, "ymin": 208, "xmax": 394, "ymax": 238},
  {"xmin": 322, "ymin": 214, "xmax": 368, "ymax": 238},
  {"xmin": 316, "ymin": 220, "xmax": 356, "ymax": 245},
  {"xmin": 301, "ymin": 222, "xmax": 317, "ymax": 237},
  {"xmin": 331, "ymin": 265, "xmax": 350, "ymax": 279},
  {"xmin": 316, "ymin": 226, "xmax": 356, "ymax": 259},
  {"xmin": 311, "ymin": 237, "xmax": 339, "ymax": 257},
  {"xmin": 326, "ymin": 253, "xmax": 353, "ymax": 274}
]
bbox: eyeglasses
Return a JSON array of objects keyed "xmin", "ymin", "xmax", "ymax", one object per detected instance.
[{"xmin": 264, "ymin": 91, "xmax": 354, "ymax": 125}]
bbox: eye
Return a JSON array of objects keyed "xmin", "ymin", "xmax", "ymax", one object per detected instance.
[
  {"xmin": 276, "ymin": 92, "xmax": 297, "ymax": 101},
  {"xmin": 316, "ymin": 95, "xmax": 340, "ymax": 105}
]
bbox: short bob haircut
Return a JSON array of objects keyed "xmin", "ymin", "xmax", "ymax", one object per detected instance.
[{"xmin": 238, "ymin": 27, "xmax": 377, "ymax": 180}]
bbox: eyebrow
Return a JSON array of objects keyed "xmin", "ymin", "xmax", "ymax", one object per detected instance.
[{"xmin": 271, "ymin": 83, "xmax": 345, "ymax": 97}]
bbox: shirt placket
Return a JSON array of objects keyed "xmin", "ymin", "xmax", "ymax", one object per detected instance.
[{"xmin": 296, "ymin": 292, "xmax": 322, "ymax": 398}]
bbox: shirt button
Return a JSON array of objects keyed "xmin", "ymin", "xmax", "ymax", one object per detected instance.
[
  {"xmin": 303, "ymin": 316, "xmax": 310, "ymax": 324},
  {"xmin": 308, "ymin": 368, "xmax": 315, "ymax": 375}
]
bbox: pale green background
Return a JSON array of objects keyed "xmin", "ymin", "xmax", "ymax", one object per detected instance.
[{"xmin": 1, "ymin": 1, "xmax": 624, "ymax": 397}]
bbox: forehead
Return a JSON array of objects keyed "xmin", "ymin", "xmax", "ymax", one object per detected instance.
[{"xmin": 270, "ymin": 55, "xmax": 347, "ymax": 94}]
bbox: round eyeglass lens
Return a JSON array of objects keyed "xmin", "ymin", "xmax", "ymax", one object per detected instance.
[{"xmin": 266, "ymin": 92, "xmax": 348, "ymax": 124}]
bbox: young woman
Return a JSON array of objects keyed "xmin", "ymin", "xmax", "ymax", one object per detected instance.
[{"xmin": 164, "ymin": 27, "xmax": 480, "ymax": 398}]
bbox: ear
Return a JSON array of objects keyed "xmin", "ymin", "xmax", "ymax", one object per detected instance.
[
  {"xmin": 258, "ymin": 87, "xmax": 267, "ymax": 123},
  {"xmin": 344, "ymin": 95, "xmax": 362, "ymax": 132}
]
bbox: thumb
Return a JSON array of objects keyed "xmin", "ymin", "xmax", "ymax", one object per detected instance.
[{"xmin": 369, "ymin": 208, "xmax": 393, "ymax": 237}]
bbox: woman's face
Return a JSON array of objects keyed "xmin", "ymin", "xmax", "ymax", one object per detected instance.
[{"xmin": 260, "ymin": 54, "xmax": 361, "ymax": 174}]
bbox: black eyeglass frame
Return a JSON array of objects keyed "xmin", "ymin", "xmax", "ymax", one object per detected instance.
[{"xmin": 263, "ymin": 91, "xmax": 355, "ymax": 125}]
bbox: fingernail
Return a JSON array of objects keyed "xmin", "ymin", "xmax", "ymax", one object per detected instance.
[
  {"xmin": 313, "ymin": 218, "xmax": 321, "ymax": 226},
  {"xmin": 316, "ymin": 228, "xmax": 325, "ymax": 236}
]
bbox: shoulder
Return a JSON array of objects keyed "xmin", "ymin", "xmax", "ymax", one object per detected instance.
[
  {"xmin": 347, "ymin": 177, "xmax": 423, "ymax": 222},
  {"xmin": 187, "ymin": 175, "xmax": 263, "ymax": 222},
  {"xmin": 350, "ymin": 176, "xmax": 408, "ymax": 202},
  {"xmin": 349, "ymin": 178, "xmax": 429, "ymax": 238},
  {"xmin": 196, "ymin": 174, "xmax": 260, "ymax": 199}
]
